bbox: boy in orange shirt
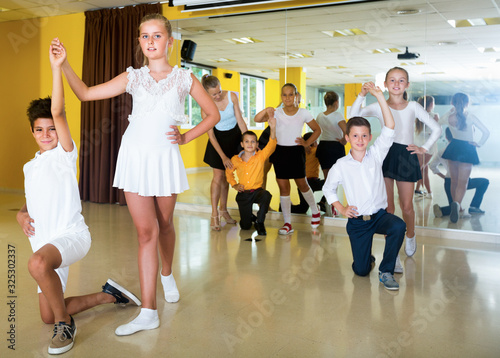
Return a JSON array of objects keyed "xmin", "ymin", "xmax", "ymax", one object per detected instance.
[{"xmin": 227, "ymin": 113, "xmax": 277, "ymax": 235}]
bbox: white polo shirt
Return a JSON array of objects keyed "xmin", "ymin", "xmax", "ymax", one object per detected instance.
[
  {"xmin": 24, "ymin": 141, "xmax": 88, "ymax": 252},
  {"xmin": 323, "ymin": 127, "xmax": 395, "ymax": 216}
]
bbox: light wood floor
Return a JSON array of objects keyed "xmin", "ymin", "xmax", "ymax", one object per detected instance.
[{"xmin": 1, "ymin": 190, "xmax": 500, "ymax": 357}]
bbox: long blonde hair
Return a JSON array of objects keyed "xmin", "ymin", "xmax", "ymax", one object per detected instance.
[{"xmin": 135, "ymin": 13, "xmax": 172, "ymax": 66}]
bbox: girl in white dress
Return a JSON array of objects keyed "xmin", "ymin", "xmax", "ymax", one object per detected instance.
[
  {"xmin": 350, "ymin": 67, "xmax": 441, "ymax": 259},
  {"xmin": 54, "ymin": 14, "xmax": 219, "ymax": 335}
]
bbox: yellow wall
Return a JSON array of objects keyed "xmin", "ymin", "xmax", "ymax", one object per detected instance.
[
  {"xmin": 0, "ymin": 14, "xmax": 84, "ymax": 190},
  {"xmin": 1, "ymin": 1, "xmax": 331, "ymax": 190}
]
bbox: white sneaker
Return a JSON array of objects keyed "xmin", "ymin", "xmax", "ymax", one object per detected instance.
[
  {"xmin": 394, "ymin": 254, "xmax": 403, "ymax": 274},
  {"xmin": 405, "ymin": 235, "xmax": 416, "ymax": 257}
]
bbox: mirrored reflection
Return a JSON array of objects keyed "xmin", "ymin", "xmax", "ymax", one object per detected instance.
[{"xmin": 176, "ymin": 0, "xmax": 500, "ymax": 233}]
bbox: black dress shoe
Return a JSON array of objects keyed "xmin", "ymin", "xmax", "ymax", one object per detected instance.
[{"xmin": 254, "ymin": 222, "xmax": 267, "ymax": 236}]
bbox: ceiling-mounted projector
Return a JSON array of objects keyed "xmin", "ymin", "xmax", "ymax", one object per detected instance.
[{"xmin": 397, "ymin": 47, "xmax": 420, "ymax": 60}]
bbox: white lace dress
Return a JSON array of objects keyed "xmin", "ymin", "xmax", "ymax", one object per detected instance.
[{"xmin": 113, "ymin": 66, "xmax": 192, "ymax": 196}]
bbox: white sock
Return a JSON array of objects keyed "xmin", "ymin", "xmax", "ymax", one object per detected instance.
[
  {"xmin": 134, "ymin": 308, "xmax": 158, "ymax": 323},
  {"xmin": 161, "ymin": 272, "xmax": 179, "ymax": 303},
  {"xmin": 301, "ymin": 188, "xmax": 319, "ymax": 215},
  {"xmin": 280, "ymin": 196, "xmax": 292, "ymax": 224}
]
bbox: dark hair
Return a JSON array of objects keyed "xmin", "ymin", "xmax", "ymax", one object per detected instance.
[
  {"xmin": 201, "ymin": 75, "xmax": 220, "ymax": 91},
  {"xmin": 385, "ymin": 66, "xmax": 409, "ymax": 82},
  {"xmin": 241, "ymin": 130, "xmax": 257, "ymax": 141},
  {"xmin": 445, "ymin": 127, "xmax": 453, "ymax": 142},
  {"xmin": 346, "ymin": 116, "xmax": 371, "ymax": 135},
  {"xmin": 27, "ymin": 96, "xmax": 52, "ymax": 131},
  {"xmin": 282, "ymin": 83, "xmax": 298, "ymax": 94},
  {"xmin": 136, "ymin": 13, "xmax": 172, "ymax": 66},
  {"xmin": 451, "ymin": 92, "xmax": 469, "ymax": 131},
  {"xmin": 324, "ymin": 91, "xmax": 339, "ymax": 106},
  {"xmin": 416, "ymin": 96, "xmax": 435, "ymax": 134}
]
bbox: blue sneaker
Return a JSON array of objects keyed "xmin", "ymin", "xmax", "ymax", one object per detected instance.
[
  {"xmin": 379, "ymin": 272, "xmax": 399, "ymax": 291},
  {"xmin": 468, "ymin": 207, "xmax": 485, "ymax": 215},
  {"xmin": 102, "ymin": 279, "xmax": 141, "ymax": 306}
]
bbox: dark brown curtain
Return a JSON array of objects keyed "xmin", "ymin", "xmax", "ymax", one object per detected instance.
[{"xmin": 79, "ymin": 3, "xmax": 161, "ymax": 204}]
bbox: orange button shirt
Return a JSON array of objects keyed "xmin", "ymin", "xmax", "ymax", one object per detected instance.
[{"xmin": 226, "ymin": 138, "xmax": 277, "ymax": 190}]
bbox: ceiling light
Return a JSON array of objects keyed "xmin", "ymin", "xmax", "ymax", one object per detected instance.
[
  {"xmin": 399, "ymin": 61, "xmax": 425, "ymax": 66},
  {"xmin": 209, "ymin": 58, "xmax": 235, "ymax": 63},
  {"xmin": 478, "ymin": 47, "xmax": 500, "ymax": 53},
  {"xmin": 372, "ymin": 48, "xmax": 401, "ymax": 54},
  {"xmin": 224, "ymin": 37, "xmax": 262, "ymax": 44},
  {"xmin": 279, "ymin": 52, "xmax": 314, "ymax": 59},
  {"xmin": 437, "ymin": 41, "xmax": 458, "ymax": 46},
  {"xmin": 326, "ymin": 66, "xmax": 347, "ymax": 69},
  {"xmin": 322, "ymin": 28, "xmax": 366, "ymax": 37},
  {"xmin": 448, "ymin": 17, "xmax": 500, "ymax": 27},
  {"xmin": 395, "ymin": 9, "xmax": 421, "ymax": 16}
]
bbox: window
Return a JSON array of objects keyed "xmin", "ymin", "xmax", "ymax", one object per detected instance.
[
  {"xmin": 183, "ymin": 63, "xmax": 212, "ymax": 128},
  {"xmin": 240, "ymin": 74, "xmax": 265, "ymax": 129}
]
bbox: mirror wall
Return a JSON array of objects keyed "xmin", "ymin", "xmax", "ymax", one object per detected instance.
[{"xmin": 174, "ymin": 0, "xmax": 500, "ymax": 234}]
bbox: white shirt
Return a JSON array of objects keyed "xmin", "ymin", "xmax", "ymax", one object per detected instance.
[
  {"xmin": 24, "ymin": 141, "xmax": 88, "ymax": 252},
  {"xmin": 316, "ymin": 111, "xmax": 345, "ymax": 141},
  {"xmin": 350, "ymin": 95, "xmax": 441, "ymax": 151},
  {"xmin": 275, "ymin": 107, "xmax": 314, "ymax": 146},
  {"xmin": 441, "ymin": 108, "xmax": 490, "ymax": 147},
  {"xmin": 323, "ymin": 127, "xmax": 395, "ymax": 216}
]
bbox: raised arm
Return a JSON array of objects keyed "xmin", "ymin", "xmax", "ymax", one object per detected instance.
[
  {"xmin": 254, "ymin": 107, "xmax": 274, "ymax": 123},
  {"xmin": 49, "ymin": 39, "xmax": 73, "ymax": 152},
  {"xmin": 53, "ymin": 39, "xmax": 128, "ymax": 101},
  {"xmin": 349, "ymin": 82, "xmax": 381, "ymax": 118},
  {"xmin": 369, "ymin": 85, "xmax": 394, "ymax": 130}
]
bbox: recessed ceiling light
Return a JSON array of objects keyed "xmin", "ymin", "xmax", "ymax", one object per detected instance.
[
  {"xmin": 448, "ymin": 17, "xmax": 500, "ymax": 27},
  {"xmin": 322, "ymin": 28, "xmax": 366, "ymax": 37},
  {"xmin": 371, "ymin": 48, "xmax": 401, "ymax": 54},
  {"xmin": 437, "ymin": 41, "xmax": 458, "ymax": 46},
  {"xmin": 326, "ymin": 66, "xmax": 347, "ymax": 69},
  {"xmin": 395, "ymin": 9, "xmax": 421, "ymax": 16},
  {"xmin": 478, "ymin": 47, "xmax": 500, "ymax": 53},
  {"xmin": 224, "ymin": 37, "xmax": 262, "ymax": 44},
  {"xmin": 209, "ymin": 58, "xmax": 235, "ymax": 63}
]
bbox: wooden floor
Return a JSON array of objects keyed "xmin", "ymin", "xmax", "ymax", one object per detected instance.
[{"xmin": 1, "ymin": 189, "xmax": 500, "ymax": 357}]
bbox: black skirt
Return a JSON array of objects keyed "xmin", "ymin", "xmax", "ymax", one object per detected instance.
[
  {"xmin": 270, "ymin": 145, "xmax": 306, "ymax": 179},
  {"xmin": 442, "ymin": 139, "xmax": 480, "ymax": 165},
  {"xmin": 204, "ymin": 124, "xmax": 242, "ymax": 170},
  {"xmin": 382, "ymin": 143, "xmax": 422, "ymax": 182},
  {"xmin": 316, "ymin": 141, "xmax": 346, "ymax": 170}
]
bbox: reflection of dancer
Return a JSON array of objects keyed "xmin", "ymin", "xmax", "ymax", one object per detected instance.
[
  {"xmin": 255, "ymin": 83, "xmax": 322, "ymax": 235},
  {"xmin": 350, "ymin": 67, "xmax": 441, "ymax": 258},
  {"xmin": 323, "ymin": 84, "xmax": 405, "ymax": 290},
  {"xmin": 17, "ymin": 43, "xmax": 140, "ymax": 354},
  {"xmin": 441, "ymin": 93, "xmax": 490, "ymax": 223},
  {"xmin": 415, "ymin": 96, "xmax": 439, "ymax": 197},
  {"xmin": 59, "ymin": 14, "xmax": 219, "ymax": 335},
  {"xmin": 201, "ymin": 75, "xmax": 248, "ymax": 231},
  {"xmin": 290, "ymin": 133, "xmax": 325, "ymax": 214},
  {"xmin": 316, "ymin": 91, "xmax": 347, "ymax": 179},
  {"xmin": 431, "ymin": 129, "xmax": 489, "ymax": 218}
]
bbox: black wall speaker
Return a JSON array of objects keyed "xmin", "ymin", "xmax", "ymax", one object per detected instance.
[{"xmin": 181, "ymin": 40, "xmax": 197, "ymax": 61}]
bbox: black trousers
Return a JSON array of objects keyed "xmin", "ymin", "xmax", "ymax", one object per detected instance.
[{"xmin": 236, "ymin": 188, "xmax": 272, "ymax": 230}]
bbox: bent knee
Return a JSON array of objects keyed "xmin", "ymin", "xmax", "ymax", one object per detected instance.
[{"xmin": 28, "ymin": 253, "xmax": 50, "ymax": 276}]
